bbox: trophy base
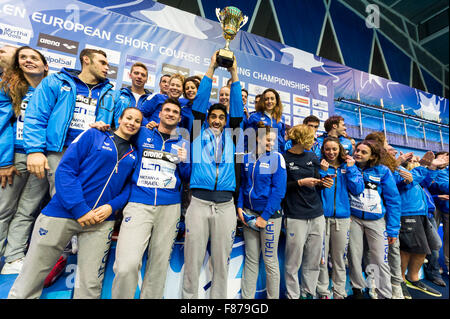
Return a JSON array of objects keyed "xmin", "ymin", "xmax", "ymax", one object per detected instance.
[{"xmin": 217, "ymin": 48, "xmax": 234, "ymax": 68}]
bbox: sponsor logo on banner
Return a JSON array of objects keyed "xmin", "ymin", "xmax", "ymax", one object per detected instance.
[
  {"xmin": 293, "ymin": 94, "xmax": 310, "ymax": 107},
  {"xmin": 248, "ymin": 83, "xmax": 266, "ymax": 96},
  {"xmin": 312, "ymin": 99, "xmax": 329, "ymax": 111},
  {"xmin": 107, "ymin": 65, "xmax": 118, "ymax": 80},
  {"xmin": 85, "ymin": 44, "xmax": 121, "ymax": 65},
  {"xmin": 284, "ymin": 115, "xmax": 292, "ymax": 126},
  {"xmin": 312, "ymin": 109, "xmax": 328, "ymax": 121},
  {"xmin": 293, "ymin": 105, "xmax": 311, "ymax": 117},
  {"xmin": 318, "ymin": 84, "xmax": 328, "ymax": 97},
  {"xmin": 0, "ymin": 23, "xmax": 32, "ymax": 44},
  {"xmin": 282, "ymin": 103, "xmax": 291, "ymax": 115},
  {"xmin": 278, "ymin": 90, "xmax": 291, "ymax": 103},
  {"xmin": 292, "ymin": 116, "xmax": 304, "ymax": 126},
  {"xmin": 212, "ymin": 75, "xmax": 218, "ymax": 87},
  {"xmin": 125, "ymin": 55, "xmax": 157, "ymax": 73},
  {"xmin": 210, "ymin": 88, "xmax": 218, "ymax": 100},
  {"xmin": 248, "ymin": 95, "xmax": 255, "ymax": 107},
  {"xmin": 162, "ymin": 63, "xmax": 189, "ymax": 77},
  {"xmin": 37, "ymin": 33, "xmax": 79, "ymax": 55},
  {"xmin": 40, "ymin": 50, "xmax": 76, "ymax": 69}
]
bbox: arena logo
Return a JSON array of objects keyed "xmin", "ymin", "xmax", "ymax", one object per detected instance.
[
  {"xmin": 125, "ymin": 55, "xmax": 157, "ymax": 73},
  {"xmin": 161, "ymin": 63, "xmax": 189, "ymax": 78},
  {"xmin": 0, "ymin": 23, "xmax": 31, "ymax": 44},
  {"xmin": 37, "ymin": 33, "xmax": 79, "ymax": 55},
  {"xmin": 106, "ymin": 65, "xmax": 118, "ymax": 80}
]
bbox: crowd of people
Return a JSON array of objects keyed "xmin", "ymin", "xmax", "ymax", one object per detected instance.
[{"xmin": 0, "ymin": 44, "xmax": 448, "ymax": 300}]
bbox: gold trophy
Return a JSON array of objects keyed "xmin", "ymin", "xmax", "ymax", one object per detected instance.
[{"xmin": 215, "ymin": 6, "xmax": 248, "ymax": 68}]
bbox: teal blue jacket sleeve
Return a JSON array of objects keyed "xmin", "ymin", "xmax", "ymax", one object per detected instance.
[
  {"xmin": 381, "ymin": 168, "xmax": 402, "ymax": 238},
  {"xmin": 0, "ymin": 91, "xmax": 14, "ymax": 167},
  {"xmin": 345, "ymin": 164, "xmax": 365, "ymax": 196},
  {"xmin": 23, "ymin": 76, "xmax": 59, "ymax": 154}
]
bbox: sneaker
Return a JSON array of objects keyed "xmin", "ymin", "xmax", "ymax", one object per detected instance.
[
  {"xmin": 430, "ymin": 277, "xmax": 446, "ymax": 287},
  {"xmin": 44, "ymin": 255, "xmax": 67, "ymax": 288},
  {"xmin": 300, "ymin": 293, "xmax": 314, "ymax": 299},
  {"xmin": 401, "ymin": 282, "xmax": 412, "ymax": 299},
  {"xmin": 0, "ymin": 257, "xmax": 25, "ymax": 275},
  {"xmin": 391, "ymin": 284, "xmax": 404, "ymax": 299},
  {"xmin": 405, "ymin": 278, "xmax": 442, "ymax": 297},
  {"xmin": 318, "ymin": 294, "xmax": 330, "ymax": 299}
]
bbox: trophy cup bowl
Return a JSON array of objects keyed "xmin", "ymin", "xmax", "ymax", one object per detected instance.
[{"xmin": 215, "ymin": 6, "xmax": 248, "ymax": 68}]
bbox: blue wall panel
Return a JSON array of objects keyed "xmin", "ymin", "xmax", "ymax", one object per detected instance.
[
  {"xmin": 330, "ymin": 0, "xmax": 373, "ymax": 72},
  {"xmin": 273, "ymin": 0, "xmax": 325, "ymax": 54},
  {"xmin": 378, "ymin": 33, "xmax": 411, "ymax": 86}
]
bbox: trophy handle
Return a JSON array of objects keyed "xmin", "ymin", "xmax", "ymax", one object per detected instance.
[
  {"xmin": 215, "ymin": 8, "xmax": 222, "ymax": 22},
  {"xmin": 240, "ymin": 15, "xmax": 248, "ymax": 28}
]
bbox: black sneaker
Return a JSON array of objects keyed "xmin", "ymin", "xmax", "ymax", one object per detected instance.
[
  {"xmin": 401, "ymin": 281, "xmax": 412, "ymax": 299},
  {"xmin": 405, "ymin": 279, "xmax": 442, "ymax": 297},
  {"xmin": 351, "ymin": 288, "xmax": 365, "ymax": 299}
]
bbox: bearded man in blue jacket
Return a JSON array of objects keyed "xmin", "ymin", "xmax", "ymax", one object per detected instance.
[{"xmin": 182, "ymin": 50, "xmax": 243, "ymax": 299}]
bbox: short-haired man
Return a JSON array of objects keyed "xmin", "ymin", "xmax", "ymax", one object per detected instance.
[
  {"xmin": 23, "ymin": 48, "xmax": 119, "ymax": 194},
  {"xmin": 182, "ymin": 50, "xmax": 243, "ymax": 299},
  {"xmin": 111, "ymin": 98, "xmax": 190, "ymax": 299},
  {"xmin": 0, "ymin": 44, "xmax": 16, "ymax": 76},
  {"xmin": 315, "ymin": 115, "xmax": 353, "ymax": 157},
  {"xmin": 159, "ymin": 74, "xmax": 171, "ymax": 95},
  {"xmin": 115, "ymin": 62, "xmax": 152, "ymax": 117}
]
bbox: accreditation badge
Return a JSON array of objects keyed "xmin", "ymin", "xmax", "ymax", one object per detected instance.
[
  {"xmin": 16, "ymin": 96, "xmax": 31, "ymax": 141},
  {"xmin": 137, "ymin": 149, "xmax": 178, "ymax": 189},
  {"xmin": 349, "ymin": 181, "xmax": 382, "ymax": 214},
  {"xmin": 69, "ymin": 94, "xmax": 97, "ymax": 130}
]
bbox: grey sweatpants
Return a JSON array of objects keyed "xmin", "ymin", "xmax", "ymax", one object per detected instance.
[
  {"xmin": 0, "ymin": 153, "xmax": 49, "ymax": 263},
  {"xmin": 348, "ymin": 216, "xmax": 392, "ymax": 299},
  {"xmin": 284, "ymin": 215, "xmax": 325, "ymax": 299},
  {"xmin": 182, "ymin": 196, "xmax": 236, "ymax": 299},
  {"xmin": 317, "ymin": 217, "xmax": 351, "ymax": 298},
  {"xmin": 8, "ymin": 213, "xmax": 114, "ymax": 299},
  {"xmin": 241, "ymin": 209, "xmax": 282, "ymax": 299},
  {"xmin": 111, "ymin": 202, "xmax": 180, "ymax": 299},
  {"xmin": 47, "ymin": 151, "xmax": 65, "ymax": 197},
  {"xmin": 388, "ymin": 237, "xmax": 403, "ymax": 286}
]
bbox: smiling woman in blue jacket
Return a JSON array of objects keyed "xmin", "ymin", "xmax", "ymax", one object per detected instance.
[
  {"xmin": 347, "ymin": 140, "xmax": 401, "ymax": 299},
  {"xmin": 316, "ymin": 137, "xmax": 364, "ymax": 299},
  {"xmin": 8, "ymin": 107, "xmax": 142, "ymax": 299},
  {"xmin": 237, "ymin": 122, "xmax": 287, "ymax": 299},
  {"xmin": 0, "ymin": 46, "xmax": 49, "ymax": 275},
  {"xmin": 245, "ymin": 88, "xmax": 286, "ymax": 153}
]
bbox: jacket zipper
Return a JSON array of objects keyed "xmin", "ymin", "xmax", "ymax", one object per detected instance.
[
  {"xmin": 213, "ymin": 131, "xmax": 221, "ymax": 191},
  {"xmin": 91, "ymin": 134, "xmax": 132, "ymax": 210},
  {"xmin": 333, "ymin": 167, "xmax": 337, "ymax": 217},
  {"xmin": 248, "ymin": 153, "xmax": 262, "ymax": 210}
]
